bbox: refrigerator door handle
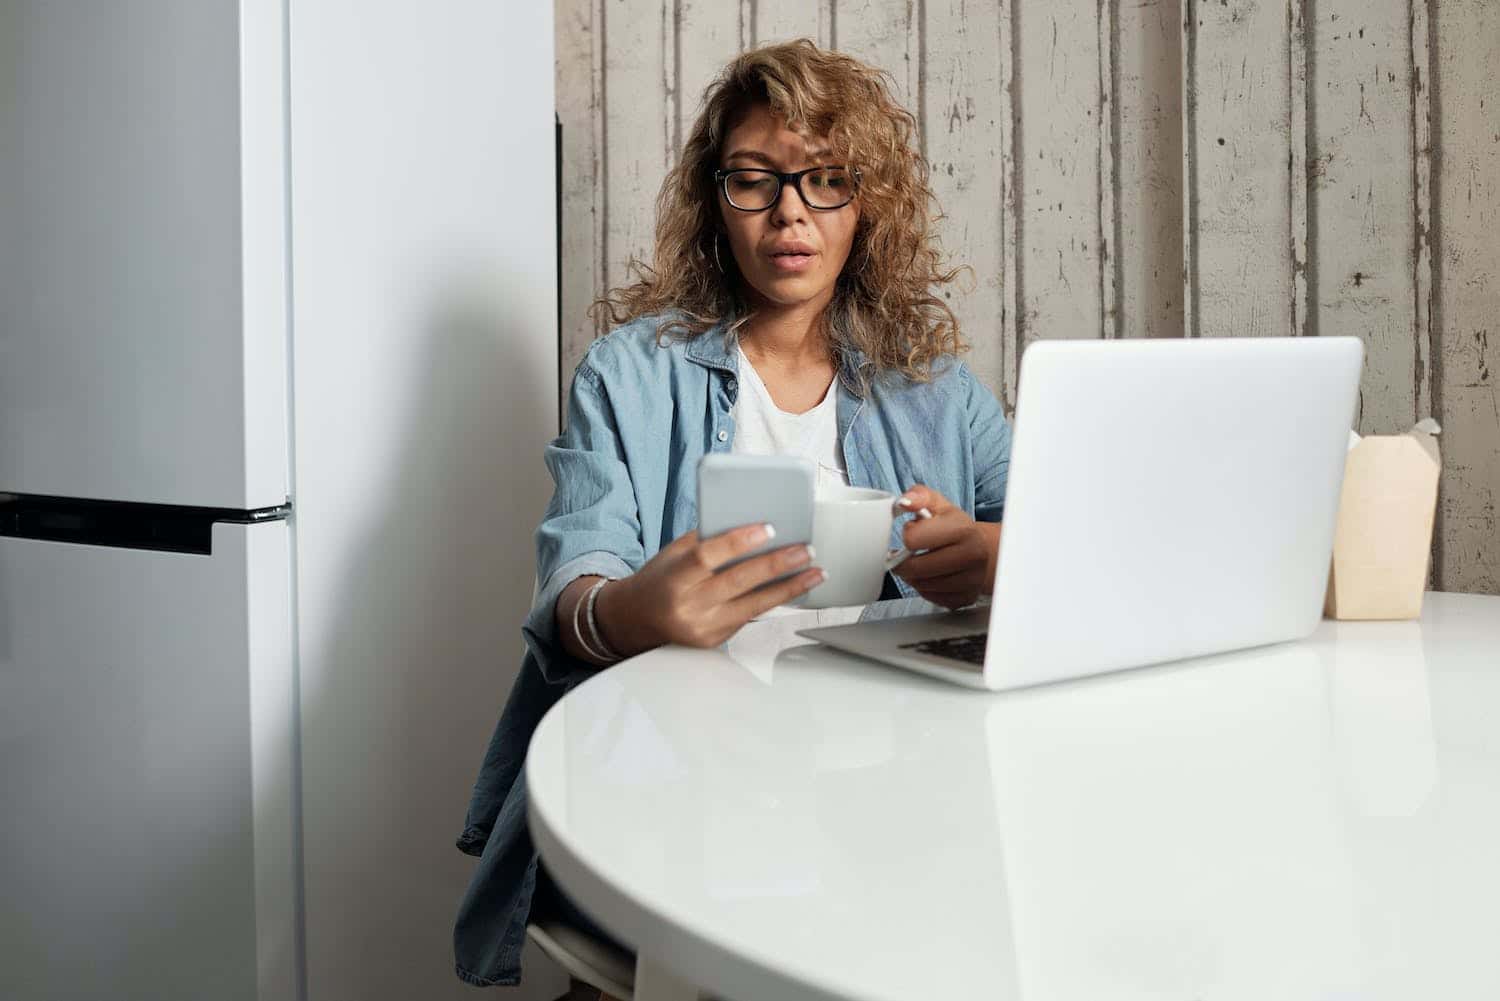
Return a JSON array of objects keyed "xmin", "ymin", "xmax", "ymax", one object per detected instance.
[{"xmin": 0, "ymin": 494, "xmax": 291, "ymax": 555}]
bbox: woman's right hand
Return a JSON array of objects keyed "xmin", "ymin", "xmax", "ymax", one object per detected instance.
[{"xmin": 593, "ymin": 524, "xmax": 825, "ymax": 656}]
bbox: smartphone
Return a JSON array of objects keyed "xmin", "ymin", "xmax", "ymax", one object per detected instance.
[{"xmin": 696, "ymin": 453, "xmax": 815, "ymax": 574}]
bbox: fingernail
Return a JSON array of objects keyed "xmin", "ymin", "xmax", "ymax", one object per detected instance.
[
  {"xmin": 812, "ymin": 569, "xmax": 829, "ymax": 584},
  {"xmin": 917, "ymin": 507, "xmax": 933, "ymax": 520},
  {"xmin": 804, "ymin": 544, "xmax": 816, "ymax": 561},
  {"xmin": 762, "ymin": 523, "xmax": 776, "ymax": 539},
  {"xmin": 896, "ymin": 496, "xmax": 914, "ymax": 509}
]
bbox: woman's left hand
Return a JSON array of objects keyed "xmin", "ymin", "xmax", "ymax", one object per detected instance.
[{"xmin": 890, "ymin": 485, "xmax": 1001, "ymax": 610}]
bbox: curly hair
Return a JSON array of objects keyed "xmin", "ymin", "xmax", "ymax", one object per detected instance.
[{"xmin": 592, "ymin": 39, "xmax": 966, "ymax": 383}]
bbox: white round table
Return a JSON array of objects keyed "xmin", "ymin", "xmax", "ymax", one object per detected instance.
[{"xmin": 527, "ymin": 593, "xmax": 1500, "ymax": 1001}]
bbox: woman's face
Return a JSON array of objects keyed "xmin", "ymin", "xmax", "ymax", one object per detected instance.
[{"xmin": 716, "ymin": 103, "xmax": 860, "ymax": 314}]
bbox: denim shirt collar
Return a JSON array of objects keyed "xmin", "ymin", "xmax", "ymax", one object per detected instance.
[
  {"xmin": 682, "ymin": 322, "xmax": 739, "ymax": 374},
  {"xmin": 683, "ymin": 321, "xmax": 873, "ymax": 383}
]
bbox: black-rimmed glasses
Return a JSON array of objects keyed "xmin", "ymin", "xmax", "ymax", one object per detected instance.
[{"xmin": 713, "ymin": 166, "xmax": 861, "ymax": 211}]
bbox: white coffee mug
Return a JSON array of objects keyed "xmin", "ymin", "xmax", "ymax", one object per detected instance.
[{"xmin": 793, "ymin": 485, "xmax": 930, "ymax": 609}]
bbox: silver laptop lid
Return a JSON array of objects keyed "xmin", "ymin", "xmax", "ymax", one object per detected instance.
[{"xmin": 982, "ymin": 337, "xmax": 1363, "ymax": 688}]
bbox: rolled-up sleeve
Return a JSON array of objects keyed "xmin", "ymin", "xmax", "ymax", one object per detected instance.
[
  {"xmin": 522, "ymin": 357, "xmax": 647, "ymax": 684},
  {"xmin": 964, "ymin": 365, "xmax": 1012, "ymax": 523}
]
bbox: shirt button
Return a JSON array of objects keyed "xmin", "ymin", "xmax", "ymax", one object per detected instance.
[
  {"xmin": 716, "ymin": 429, "xmax": 729, "ymax": 443},
  {"xmin": 726, "ymin": 378, "xmax": 737, "ymax": 392}
]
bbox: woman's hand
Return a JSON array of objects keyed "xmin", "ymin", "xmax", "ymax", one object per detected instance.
[
  {"xmin": 890, "ymin": 485, "xmax": 1001, "ymax": 610},
  {"xmin": 563, "ymin": 524, "xmax": 825, "ymax": 662}
]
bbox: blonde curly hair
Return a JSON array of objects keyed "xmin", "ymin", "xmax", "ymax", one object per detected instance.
[{"xmin": 592, "ymin": 38, "xmax": 966, "ymax": 383}]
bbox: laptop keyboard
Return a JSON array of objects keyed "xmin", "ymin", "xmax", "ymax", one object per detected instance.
[{"xmin": 899, "ymin": 632, "xmax": 988, "ymax": 666}]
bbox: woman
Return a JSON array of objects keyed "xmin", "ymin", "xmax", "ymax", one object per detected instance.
[{"xmin": 454, "ymin": 39, "xmax": 1011, "ymax": 989}]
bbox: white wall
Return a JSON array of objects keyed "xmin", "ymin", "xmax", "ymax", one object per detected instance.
[{"xmin": 288, "ymin": 2, "xmax": 564, "ymax": 998}]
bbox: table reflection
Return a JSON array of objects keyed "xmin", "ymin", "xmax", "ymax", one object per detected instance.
[
  {"xmin": 1325, "ymin": 621, "xmax": 1437, "ymax": 817},
  {"xmin": 980, "ymin": 644, "xmax": 1361, "ymax": 1000}
]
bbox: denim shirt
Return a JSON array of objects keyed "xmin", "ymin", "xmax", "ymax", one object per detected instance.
[{"xmin": 453, "ymin": 316, "xmax": 1012, "ymax": 987}]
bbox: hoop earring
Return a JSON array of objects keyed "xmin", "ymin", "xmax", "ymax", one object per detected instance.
[{"xmin": 713, "ymin": 235, "xmax": 724, "ymax": 274}]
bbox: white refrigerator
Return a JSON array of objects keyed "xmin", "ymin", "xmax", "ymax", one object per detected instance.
[{"xmin": 0, "ymin": 3, "xmax": 564, "ymax": 999}]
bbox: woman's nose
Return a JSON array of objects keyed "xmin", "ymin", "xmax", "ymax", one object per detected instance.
[{"xmin": 770, "ymin": 179, "xmax": 810, "ymax": 225}]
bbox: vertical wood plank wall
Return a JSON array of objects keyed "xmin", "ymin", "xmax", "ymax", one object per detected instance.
[
  {"xmin": 555, "ymin": 0, "xmax": 1499, "ymax": 594},
  {"xmin": 1183, "ymin": 0, "xmax": 1294, "ymax": 340},
  {"xmin": 1432, "ymin": 0, "xmax": 1498, "ymax": 594},
  {"xmin": 1308, "ymin": 0, "xmax": 1419, "ymax": 433}
]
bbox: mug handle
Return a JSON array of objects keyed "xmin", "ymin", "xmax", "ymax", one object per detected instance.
[{"xmin": 883, "ymin": 502, "xmax": 933, "ymax": 571}]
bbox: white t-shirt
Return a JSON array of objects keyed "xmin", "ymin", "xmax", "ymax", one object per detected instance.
[{"xmin": 730, "ymin": 344, "xmax": 850, "ymax": 493}]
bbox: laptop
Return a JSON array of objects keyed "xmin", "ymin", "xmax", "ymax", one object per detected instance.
[{"xmin": 797, "ymin": 337, "xmax": 1365, "ymax": 691}]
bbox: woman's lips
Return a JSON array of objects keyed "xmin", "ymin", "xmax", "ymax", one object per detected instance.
[{"xmin": 768, "ymin": 250, "xmax": 817, "ymax": 273}]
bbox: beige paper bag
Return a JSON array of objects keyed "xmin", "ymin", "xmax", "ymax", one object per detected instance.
[{"xmin": 1324, "ymin": 420, "xmax": 1441, "ymax": 620}]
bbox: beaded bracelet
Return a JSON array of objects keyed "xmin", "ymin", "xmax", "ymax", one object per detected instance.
[{"xmin": 584, "ymin": 577, "xmax": 623, "ymax": 664}]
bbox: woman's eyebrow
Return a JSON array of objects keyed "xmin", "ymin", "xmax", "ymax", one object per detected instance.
[
  {"xmin": 722, "ymin": 148, "xmax": 835, "ymax": 166},
  {"xmin": 722, "ymin": 149, "xmax": 777, "ymax": 166}
]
